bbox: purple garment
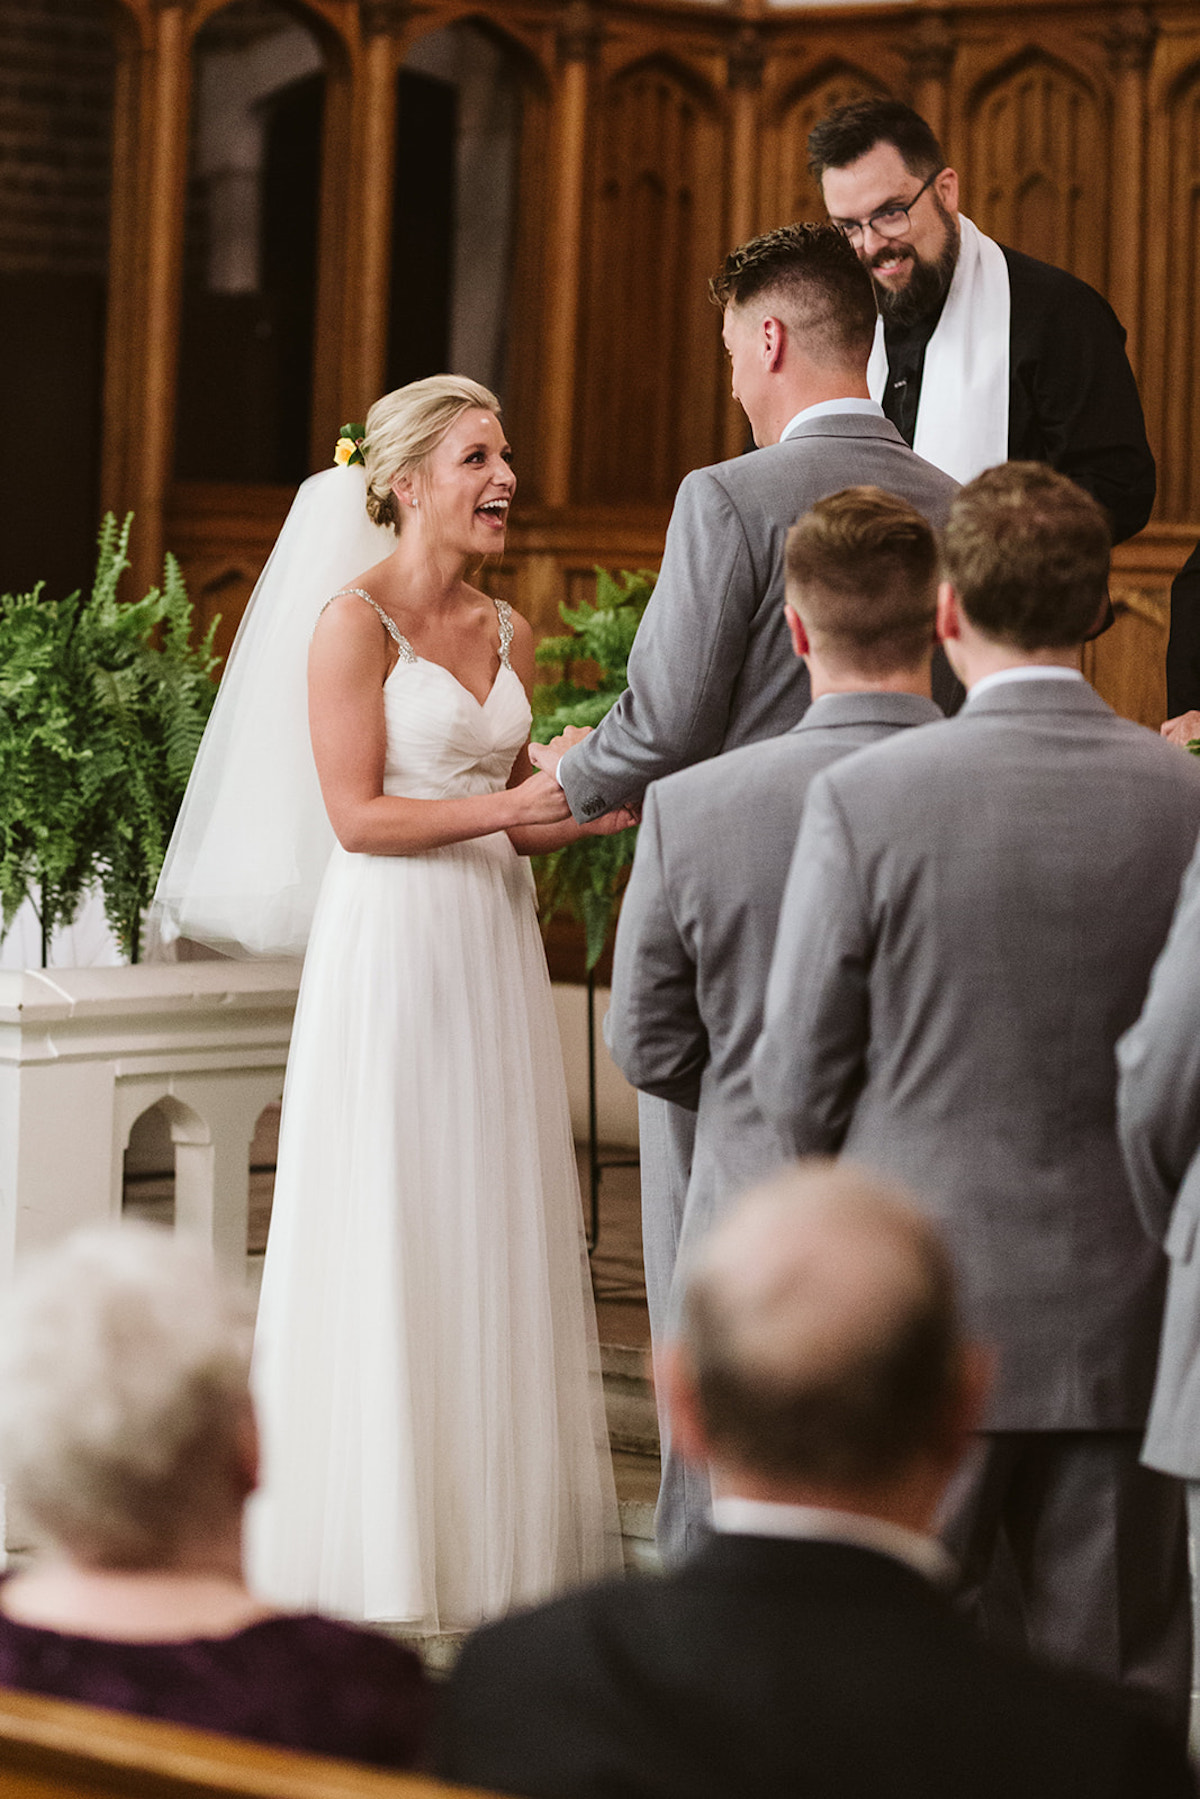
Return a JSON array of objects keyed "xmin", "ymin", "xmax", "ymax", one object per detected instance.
[{"xmin": 0, "ymin": 1600, "xmax": 433, "ymax": 1768}]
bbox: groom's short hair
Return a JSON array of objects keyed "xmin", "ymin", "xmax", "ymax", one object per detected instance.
[
  {"xmin": 709, "ymin": 223, "xmax": 877, "ymax": 369},
  {"xmin": 942, "ymin": 463, "xmax": 1111, "ymax": 650},
  {"xmin": 785, "ymin": 487, "xmax": 938, "ymax": 677}
]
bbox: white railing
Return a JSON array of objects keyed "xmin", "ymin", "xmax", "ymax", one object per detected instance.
[
  {"xmin": 0, "ymin": 962, "xmax": 301, "ymax": 1283},
  {"xmin": 0, "ymin": 963, "xmax": 638, "ymax": 1289}
]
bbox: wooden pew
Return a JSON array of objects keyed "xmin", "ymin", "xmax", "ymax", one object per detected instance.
[{"xmin": 0, "ymin": 1687, "xmax": 495, "ymax": 1799}]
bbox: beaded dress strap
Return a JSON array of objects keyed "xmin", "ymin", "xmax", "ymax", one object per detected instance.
[
  {"xmin": 493, "ymin": 597, "xmax": 514, "ymax": 670},
  {"xmin": 324, "ymin": 588, "xmax": 416, "ymax": 663}
]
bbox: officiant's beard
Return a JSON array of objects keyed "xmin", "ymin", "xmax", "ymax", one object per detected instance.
[{"xmin": 869, "ymin": 208, "xmax": 960, "ymax": 330}]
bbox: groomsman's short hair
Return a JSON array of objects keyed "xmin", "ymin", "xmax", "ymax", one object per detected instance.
[
  {"xmin": 709, "ymin": 223, "xmax": 877, "ymax": 368},
  {"xmin": 681, "ymin": 1162, "xmax": 964, "ymax": 1486},
  {"xmin": 807, "ymin": 99, "xmax": 946, "ymax": 185},
  {"xmin": 785, "ymin": 487, "xmax": 938, "ymax": 676},
  {"xmin": 942, "ymin": 463, "xmax": 1111, "ymax": 650}
]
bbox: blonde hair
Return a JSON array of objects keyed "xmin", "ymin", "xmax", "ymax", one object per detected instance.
[
  {"xmin": 0, "ymin": 1224, "xmax": 255, "ymax": 1568},
  {"xmin": 362, "ymin": 375, "xmax": 501, "ymax": 531}
]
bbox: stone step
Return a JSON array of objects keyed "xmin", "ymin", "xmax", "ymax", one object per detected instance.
[
  {"xmin": 614, "ymin": 1449, "xmax": 660, "ymax": 1576},
  {"xmin": 601, "ymin": 1340, "xmax": 659, "ymax": 1458}
]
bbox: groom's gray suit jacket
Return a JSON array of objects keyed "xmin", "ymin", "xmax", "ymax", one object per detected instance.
[
  {"xmin": 1118, "ymin": 833, "xmax": 1200, "ymax": 1476},
  {"xmin": 609, "ymin": 691, "xmax": 943, "ymax": 1252},
  {"xmin": 558, "ymin": 414, "xmax": 959, "ymax": 821},
  {"xmin": 753, "ymin": 679, "xmax": 1200, "ymax": 1430}
]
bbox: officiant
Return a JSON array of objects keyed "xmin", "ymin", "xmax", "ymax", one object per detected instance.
[{"xmin": 809, "ymin": 99, "xmax": 1155, "ymax": 547}]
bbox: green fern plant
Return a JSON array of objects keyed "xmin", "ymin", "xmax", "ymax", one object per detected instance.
[
  {"xmin": 531, "ymin": 567, "xmax": 654, "ymax": 970},
  {"xmin": 0, "ymin": 517, "xmax": 220, "ymax": 965}
]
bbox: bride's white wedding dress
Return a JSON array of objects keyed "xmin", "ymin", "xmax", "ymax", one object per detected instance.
[{"xmin": 246, "ymin": 592, "xmax": 621, "ymax": 1632}]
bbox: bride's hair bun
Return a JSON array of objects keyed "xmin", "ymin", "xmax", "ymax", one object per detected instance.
[{"xmin": 362, "ymin": 375, "xmax": 502, "ymax": 532}]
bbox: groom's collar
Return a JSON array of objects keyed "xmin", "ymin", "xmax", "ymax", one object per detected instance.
[{"xmin": 779, "ymin": 396, "xmax": 885, "ymax": 442}]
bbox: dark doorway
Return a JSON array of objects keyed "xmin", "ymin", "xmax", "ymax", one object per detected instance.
[
  {"xmin": 385, "ymin": 69, "xmax": 456, "ymax": 390},
  {"xmin": 0, "ymin": 0, "xmax": 114, "ymax": 601},
  {"xmin": 173, "ymin": 14, "xmax": 324, "ymax": 485}
]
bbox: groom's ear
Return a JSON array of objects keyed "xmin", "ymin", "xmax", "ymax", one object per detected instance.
[{"xmin": 761, "ymin": 315, "xmax": 786, "ymax": 373}]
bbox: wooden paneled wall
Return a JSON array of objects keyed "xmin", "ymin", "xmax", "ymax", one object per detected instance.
[{"xmin": 95, "ymin": 0, "xmax": 1200, "ymax": 724}]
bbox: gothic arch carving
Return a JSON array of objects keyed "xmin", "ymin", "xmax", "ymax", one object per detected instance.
[
  {"xmin": 605, "ymin": 51, "xmax": 720, "ymax": 117},
  {"xmin": 576, "ymin": 52, "xmax": 725, "ymax": 502},
  {"xmin": 964, "ymin": 48, "xmax": 1107, "ymax": 285},
  {"xmin": 405, "ymin": 10, "xmax": 551, "ymax": 94},
  {"xmin": 190, "ymin": 0, "xmax": 350, "ymax": 60},
  {"xmin": 774, "ymin": 63, "xmax": 891, "ymax": 226}
]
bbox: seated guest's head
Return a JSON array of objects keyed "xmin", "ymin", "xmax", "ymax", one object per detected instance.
[
  {"xmin": 708, "ymin": 223, "xmax": 877, "ymax": 446},
  {"xmin": 0, "ymin": 1223, "xmax": 255, "ymax": 1571},
  {"xmin": 937, "ymin": 462, "xmax": 1110, "ymax": 684},
  {"xmin": 662, "ymin": 1160, "xmax": 987, "ymax": 1528},
  {"xmin": 0, "ymin": 1224, "xmax": 430, "ymax": 1767},
  {"xmin": 784, "ymin": 486, "xmax": 938, "ymax": 693}
]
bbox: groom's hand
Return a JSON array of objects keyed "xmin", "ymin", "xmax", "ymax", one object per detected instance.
[
  {"xmin": 528, "ymin": 724, "xmax": 592, "ymax": 778},
  {"xmin": 580, "ymin": 803, "xmax": 640, "ymax": 836}
]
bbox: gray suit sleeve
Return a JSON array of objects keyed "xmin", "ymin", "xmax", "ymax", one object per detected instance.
[
  {"xmin": 1117, "ymin": 839, "xmax": 1200, "ymax": 1243},
  {"xmin": 559, "ymin": 468, "xmax": 759, "ymax": 820},
  {"xmin": 750, "ymin": 773, "xmax": 870, "ymax": 1153},
  {"xmin": 607, "ymin": 787, "xmax": 707, "ymax": 1110}
]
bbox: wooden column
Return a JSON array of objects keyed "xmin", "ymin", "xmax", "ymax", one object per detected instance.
[
  {"xmin": 723, "ymin": 27, "xmax": 764, "ymax": 460},
  {"xmin": 539, "ymin": 2, "xmax": 599, "ymax": 509},
  {"xmin": 1105, "ymin": 7, "xmax": 1156, "ymax": 368},
  {"xmin": 345, "ymin": 2, "xmax": 402, "ymax": 414},
  {"xmin": 905, "ymin": 14, "xmax": 955, "ymax": 151},
  {"xmin": 131, "ymin": 0, "xmax": 189, "ymax": 593}
]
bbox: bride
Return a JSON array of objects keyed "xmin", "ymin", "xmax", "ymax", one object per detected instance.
[{"xmin": 155, "ymin": 376, "xmax": 623, "ymax": 1633}]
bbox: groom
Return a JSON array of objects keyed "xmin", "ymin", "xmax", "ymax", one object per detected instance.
[{"xmin": 530, "ymin": 222, "xmax": 957, "ymax": 1538}]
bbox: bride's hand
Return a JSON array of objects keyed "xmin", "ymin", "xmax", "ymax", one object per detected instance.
[{"xmin": 509, "ymin": 769, "xmax": 573, "ymax": 826}]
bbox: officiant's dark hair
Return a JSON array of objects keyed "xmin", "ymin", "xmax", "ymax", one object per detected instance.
[
  {"xmin": 807, "ymin": 100, "xmax": 945, "ymax": 185},
  {"xmin": 708, "ymin": 223, "xmax": 876, "ymax": 367},
  {"xmin": 786, "ymin": 487, "xmax": 938, "ymax": 676},
  {"xmin": 943, "ymin": 463, "xmax": 1111, "ymax": 650}
]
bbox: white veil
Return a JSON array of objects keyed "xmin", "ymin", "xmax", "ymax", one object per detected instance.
[{"xmin": 152, "ymin": 465, "xmax": 396, "ymax": 956}]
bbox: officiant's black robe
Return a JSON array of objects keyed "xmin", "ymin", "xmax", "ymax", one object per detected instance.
[{"xmin": 881, "ymin": 244, "xmax": 1155, "ymax": 546}]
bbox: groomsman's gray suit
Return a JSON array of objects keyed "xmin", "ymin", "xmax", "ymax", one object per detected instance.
[
  {"xmin": 751, "ymin": 675, "xmax": 1200, "ymax": 1728},
  {"xmin": 608, "ymin": 690, "xmax": 943, "ymax": 1561},
  {"xmin": 561, "ymin": 411, "xmax": 958, "ymax": 1503},
  {"xmin": 1118, "ymin": 831, "xmax": 1200, "ymax": 1478}
]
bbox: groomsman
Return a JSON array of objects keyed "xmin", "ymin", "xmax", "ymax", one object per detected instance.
[
  {"xmin": 608, "ymin": 487, "xmax": 943, "ymax": 1561},
  {"xmin": 752, "ymin": 463, "xmax": 1200, "ymax": 1733},
  {"xmin": 529, "ymin": 224, "xmax": 957, "ymax": 1510}
]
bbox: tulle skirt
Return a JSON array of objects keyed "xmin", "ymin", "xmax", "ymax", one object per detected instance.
[{"xmin": 246, "ymin": 830, "xmax": 621, "ymax": 1631}]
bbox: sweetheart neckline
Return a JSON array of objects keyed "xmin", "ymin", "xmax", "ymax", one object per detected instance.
[{"xmin": 384, "ymin": 654, "xmax": 522, "ymax": 712}]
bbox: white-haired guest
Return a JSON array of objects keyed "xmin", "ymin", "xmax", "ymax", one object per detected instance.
[{"xmin": 0, "ymin": 1224, "xmax": 431, "ymax": 1765}]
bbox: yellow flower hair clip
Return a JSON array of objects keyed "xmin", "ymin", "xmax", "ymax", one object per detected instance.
[{"xmin": 334, "ymin": 424, "xmax": 366, "ymax": 467}]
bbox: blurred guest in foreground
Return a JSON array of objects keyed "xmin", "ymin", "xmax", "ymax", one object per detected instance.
[
  {"xmin": 0, "ymin": 1224, "xmax": 431, "ymax": 1766},
  {"xmin": 437, "ymin": 1163, "xmax": 1191, "ymax": 1799}
]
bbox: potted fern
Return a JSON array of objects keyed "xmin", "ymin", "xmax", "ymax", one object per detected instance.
[{"xmin": 0, "ymin": 516, "xmax": 219, "ymax": 965}]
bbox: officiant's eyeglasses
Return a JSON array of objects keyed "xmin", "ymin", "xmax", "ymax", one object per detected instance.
[{"xmin": 833, "ymin": 169, "xmax": 943, "ymax": 246}]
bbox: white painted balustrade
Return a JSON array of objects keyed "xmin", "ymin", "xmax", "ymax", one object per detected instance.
[
  {"xmin": 0, "ymin": 962, "xmax": 302, "ymax": 1282},
  {"xmin": 0, "ymin": 963, "xmax": 638, "ymax": 1287}
]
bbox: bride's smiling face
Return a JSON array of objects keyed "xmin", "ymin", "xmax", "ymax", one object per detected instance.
[{"xmin": 394, "ymin": 409, "xmax": 516, "ymax": 551}]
